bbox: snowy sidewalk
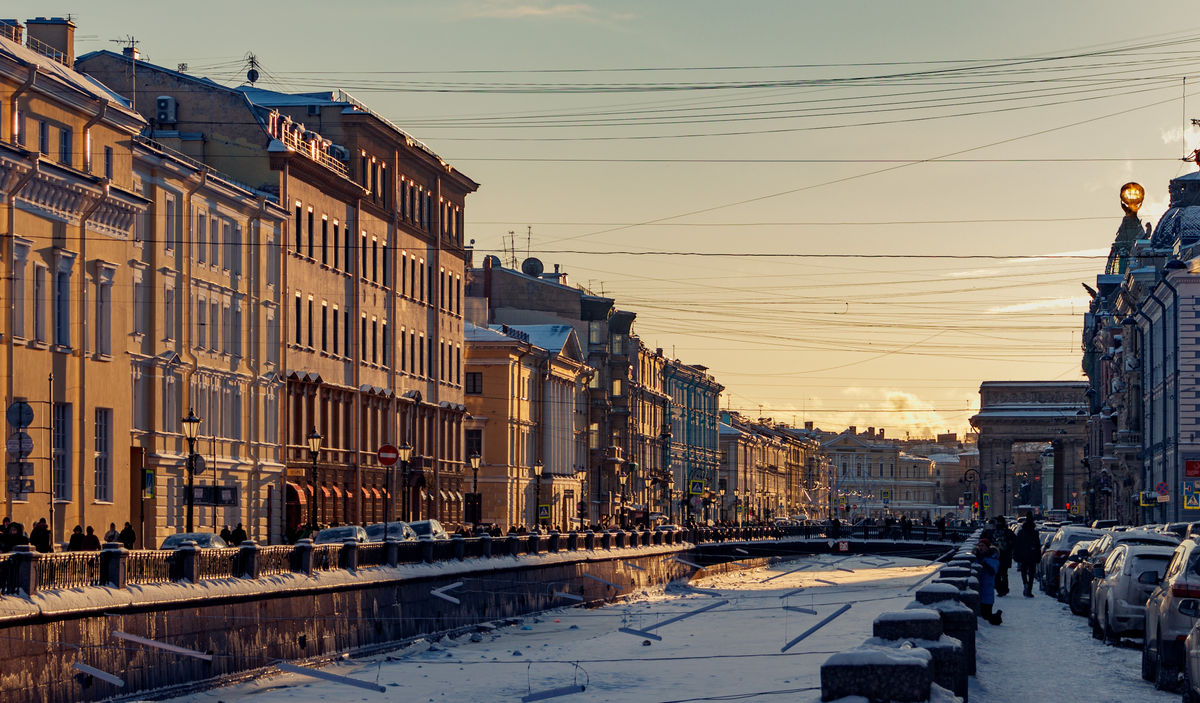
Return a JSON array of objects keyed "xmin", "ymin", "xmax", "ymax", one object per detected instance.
[{"xmin": 970, "ymin": 580, "xmax": 1176, "ymax": 702}]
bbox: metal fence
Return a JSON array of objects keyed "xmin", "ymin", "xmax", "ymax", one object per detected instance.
[
  {"xmin": 8, "ymin": 524, "xmax": 968, "ymax": 594},
  {"xmin": 125, "ymin": 551, "xmax": 174, "ymax": 585},
  {"xmin": 35, "ymin": 552, "xmax": 100, "ymax": 590}
]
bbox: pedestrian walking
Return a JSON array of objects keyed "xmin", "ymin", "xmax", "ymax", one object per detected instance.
[
  {"xmin": 230, "ymin": 523, "xmax": 247, "ymax": 545},
  {"xmin": 936, "ymin": 515, "xmax": 947, "ymax": 540},
  {"xmin": 1013, "ymin": 514, "xmax": 1041, "ymax": 597},
  {"xmin": 118, "ymin": 522, "xmax": 136, "ymax": 550},
  {"xmin": 994, "ymin": 516, "xmax": 1016, "ymax": 597},
  {"xmin": 974, "ymin": 537, "xmax": 1003, "ymax": 625},
  {"xmin": 81, "ymin": 526, "xmax": 102, "ymax": 551},
  {"xmin": 67, "ymin": 525, "xmax": 85, "ymax": 551},
  {"xmin": 30, "ymin": 519, "xmax": 51, "ymax": 553},
  {"xmin": 104, "ymin": 522, "xmax": 119, "ymax": 544},
  {"xmin": 220, "ymin": 525, "xmax": 232, "ymax": 543}
]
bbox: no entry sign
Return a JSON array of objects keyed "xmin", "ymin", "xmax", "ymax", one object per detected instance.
[{"xmin": 378, "ymin": 444, "xmax": 399, "ymax": 466}]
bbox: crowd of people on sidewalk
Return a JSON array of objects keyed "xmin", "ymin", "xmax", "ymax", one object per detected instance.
[
  {"xmin": 974, "ymin": 512, "xmax": 1045, "ymax": 627},
  {"xmin": 0, "ymin": 518, "xmax": 136, "ymax": 553}
]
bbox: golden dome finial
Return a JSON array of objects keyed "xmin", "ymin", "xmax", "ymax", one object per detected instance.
[{"xmin": 1120, "ymin": 182, "xmax": 1144, "ymax": 216}]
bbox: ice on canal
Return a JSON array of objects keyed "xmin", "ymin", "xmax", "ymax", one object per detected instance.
[{"xmin": 172, "ymin": 552, "xmax": 1177, "ymax": 703}]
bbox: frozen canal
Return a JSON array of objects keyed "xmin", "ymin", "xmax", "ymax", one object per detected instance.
[{"xmin": 171, "ymin": 552, "xmax": 1178, "ymax": 702}]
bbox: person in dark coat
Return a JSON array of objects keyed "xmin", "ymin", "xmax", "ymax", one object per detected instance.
[
  {"xmin": 994, "ymin": 516, "xmax": 1016, "ymax": 597},
  {"xmin": 30, "ymin": 519, "xmax": 51, "ymax": 553},
  {"xmin": 5, "ymin": 523, "xmax": 27, "ymax": 550},
  {"xmin": 67, "ymin": 525, "xmax": 85, "ymax": 551},
  {"xmin": 220, "ymin": 525, "xmax": 232, "ymax": 543},
  {"xmin": 80, "ymin": 526, "xmax": 102, "ymax": 551},
  {"xmin": 118, "ymin": 522, "xmax": 136, "ymax": 550},
  {"xmin": 1012, "ymin": 514, "xmax": 1041, "ymax": 597},
  {"xmin": 229, "ymin": 523, "xmax": 247, "ymax": 545},
  {"xmin": 936, "ymin": 515, "xmax": 947, "ymax": 540},
  {"xmin": 974, "ymin": 537, "xmax": 1003, "ymax": 625}
]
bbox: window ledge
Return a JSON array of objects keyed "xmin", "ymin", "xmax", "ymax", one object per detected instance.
[
  {"xmin": 91, "ymin": 353, "xmax": 113, "ymax": 362},
  {"xmin": 52, "ymin": 344, "xmax": 72, "ymax": 354},
  {"xmin": 28, "ymin": 340, "xmax": 48, "ymax": 350}
]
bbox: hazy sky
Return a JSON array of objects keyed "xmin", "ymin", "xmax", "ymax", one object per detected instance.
[{"xmin": 24, "ymin": 1, "xmax": 1200, "ymax": 437}]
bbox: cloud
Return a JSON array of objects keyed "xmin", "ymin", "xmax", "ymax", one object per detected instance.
[
  {"xmin": 987, "ymin": 295, "xmax": 1089, "ymax": 314},
  {"xmin": 1161, "ymin": 124, "xmax": 1200, "ymax": 149},
  {"xmin": 460, "ymin": 1, "xmax": 628, "ymax": 22}
]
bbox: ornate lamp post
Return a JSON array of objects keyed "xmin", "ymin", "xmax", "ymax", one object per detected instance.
[
  {"xmin": 397, "ymin": 442, "xmax": 412, "ymax": 522},
  {"xmin": 961, "ymin": 468, "xmax": 978, "ymax": 520},
  {"xmin": 469, "ymin": 452, "xmax": 481, "ymax": 526},
  {"xmin": 532, "ymin": 460, "xmax": 544, "ymax": 529},
  {"xmin": 181, "ymin": 409, "xmax": 201, "ymax": 533},
  {"xmin": 306, "ymin": 428, "xmax": 322, "ymax": 535}
]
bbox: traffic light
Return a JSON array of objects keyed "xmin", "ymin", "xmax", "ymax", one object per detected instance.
[
  {"xmin": 1065, "ymin": 502, "xmax": 1071, "ymax": 510},
  {"xmin": 972, "ymin": 501, "xmax": 979, "ymax": 510}
]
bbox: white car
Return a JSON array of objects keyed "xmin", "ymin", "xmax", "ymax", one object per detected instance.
[{"xmin": 1092, "ymin": 542, "xmax": 1176, "ymax": 642}]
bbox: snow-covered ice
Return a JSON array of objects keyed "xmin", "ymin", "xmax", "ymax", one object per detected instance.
[{"xmin": 160, "ymin": 555, "xmax": 1178, "ymax": 703}]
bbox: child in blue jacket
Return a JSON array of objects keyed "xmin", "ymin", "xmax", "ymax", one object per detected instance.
[{"xmin": 975, "ymin": 537, "xmax": 1003, "ymax": 625}]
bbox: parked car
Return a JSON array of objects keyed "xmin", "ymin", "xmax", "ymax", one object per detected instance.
[
  {"xmin": 1038, "ymin": 525, "xmax": 1104, "ymax": 596},
  {"xmin": 1162, "ymin": 522, "xmax": 1195, "ymax": 539},
  {"xmin": 365, "ymin": 521, "xmax": 418, "ymax": 542},
  {"xmin": 1091, "ymin": 519, "xmax": 1120, "ymax": 529},
  {"xmin": 1085, "ymin": 529, "xmax": 1180, "ymax": 629},
  {"xmin": 1057, "ymin": 540, "xmax": 1097, "ymax": 615},
  {"xmin": 407, "ymin": 519, "xmax": 450, "ymax": 540},
  {"xmin": 1143, "ymin": 539, "xmax": 1200, "ymax": 690},
  {"xmin": 159, "ymin": 532, "xmax": 228, "ymax": 550},
  {"xmin": 312, "ymin": 525, "xmax": 368, "ymax": 545},
  {"xmin": 655, "ymin": 524, "xmax": 683, "ymax": 532},
  {"xmin": 1091, "ymin": 542, "xmax": 1176, "ymax": 643}
]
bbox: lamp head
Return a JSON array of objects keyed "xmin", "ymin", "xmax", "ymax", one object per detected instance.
[
  {"xmin": 398, "ymin": 443, "xmax": 412, "ymax": 462},
  {"xmin": 1120, "ymin": 182, "xmax": 1144, "ymax": 216},
  {"xmin": 469, "ymin": 452, "xmax": 481, "ymax": 470},
  {"xmin": 533, "ymin": 461, "xmax": 544, "ymax": 477},
  {"xmin": 306, "ymin": 428, "xmax": 323, "ymax": 455},
  {"xmin": 181, "ymin": 409, "xmax": 201, "ymax": 440}
]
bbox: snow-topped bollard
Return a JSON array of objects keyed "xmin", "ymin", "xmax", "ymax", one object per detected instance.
[
  {"xmin": 236, "ymin": 540, "xmax": 259, "ymax": 579},
  {"xmin": 873, "ymin": 609, "xmax": 943, "ymax": 641},
  {"xmin": 584, "ymin": 531, "xmax": 595, "ymax": 550},
  {"xmin": 548, "ymin": 531, "xmax": 560, "ymax": 552},
  {"xmin": 291, "ymin": 538, "xmax": 314, "ymax": 575},
  {"xmin": 615, "ymin": 530, "xmax": 627, "ymax": 549},
  {"xmin": 479, "ymin": 534, "xmax": 493, "ymax": 558},
  {"xmin": 916, "ymin": 582, "xmax": 979, "ymax": 616},
  {"xmin": 939, "ymin": 566, "xmax": 972, "ymax": 580},
  {"xmin": 173, "ymin": 540, "xmax": 199, "ymax": 583},
  {"xmin": 385, "ymin": 537, "xmax": 402, "ymax": 565},
  {"xmin": 820, "ymin": 643, "xmax": 934, "ymax": 702},
  {"xmin": 452, "ymin": 534, "xmax": 466, "ymax": 560},
  {"xmin": 600, "ymin": 532, "xmax": 612, "ymax": 550},
  {"xmin": 100, "ymin": 541, "xmax": 128, "ymax": 588},
  {"xmin": 10, "ymin": 545, "xmax": 38, "ymax": 595},
  {"xmin": 932, "ymin": 576, "xmax": 968, "ymax": 591},
  {"xmin": 566, "ymin": 531, "xmax": 578, "ymax": 551},
  {"xmin": 652, "ymin": 530, "xmax": 663, "ymax": 546},
  {"xmin": 507, "ymin": 534, "xmax": 520, "ymax": 557},
  {"xmin": 908, "ymin": 598, "xmax": 977, "ymax": 677},
  {"xmin": 422, "ymin": 538, "xmax": 435, "ymax": 563},
  {"xmin": 339, "ymin": 539, "xmax": 359, "ymax": 571}
]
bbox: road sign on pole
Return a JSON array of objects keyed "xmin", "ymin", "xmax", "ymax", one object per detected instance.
[
  {"xmin": 982, "ymin": 493, "xmax": 991, "ymax": 509},
  {"xmin": 377, "ymin": 444, "xmax": 399, "ymax": 466},
  {"xmin": 5, "ymin": 401, "xmax": 32, "ymax": 429},
  {"xmin": 5, "ymin": 432, "xmax": 33, "ymax": 456}
]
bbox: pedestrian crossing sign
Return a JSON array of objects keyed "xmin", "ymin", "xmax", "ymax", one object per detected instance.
[
  {"xmin": 689, "ymin": 479, "xmax": 705, "ymax": 495},
  {"xmin": 538, "ymin": 504, "xmax": 550, "ymax": 519},
  {"xmin": 1184, "ymin": 480, "xmax": 1200, "ymax": 511},
  {"xmin": 880, "ymin": 489, "xmax": 891, "ymax": 504},
  {"xmin": 982, "ymin": 493, "xmax": 990, "ymax": 509}
]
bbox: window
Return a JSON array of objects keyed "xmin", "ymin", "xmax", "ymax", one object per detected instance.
[
  {"xmin": 210, "ymin": 217, "xmax": 220, "ymax": 267},
  {"xmin": 360, "ymin": 314, "xmax": 367, "ymax": 361},
  {"xmin": 332, "ymin": 221, "xmax": 340, "ymax": 270},
  {"xmin": 400, "ymin": 328, "xmax": 407, "ymax": 371},
  {"xmin": 371, "ymin": 317, "xmax": 378, "ymax": 364},
  {"xmin": 321, "ymin": 302, "xmax": 328, "ymax": 352},
  {"xmin": 419, "ymin": 333, "xmax": 425, "ymax": 376},
  {"xmin": 59, "ymin": 128, "xmax": 72, "ymax": 166},
  {"xmin": 317, "ymin": 216, "xmax": 327, "ymax": 265},
  {"xmin": 94, "ymin": 408, "xmax": 112, "ymax": 502},
  {"xmin": 52, "ymin": 403, "xmax": 72, "ymax": 501},
  {"xmin": 344, "ymin": 310, "xmax": 351, "ymax": 358},
  {"xmin": 294, "ymin": 293, "xmax": 302, "ymax": 345},
  {"xmin": 209, "ymin": 300, "xmax": 219, "ymax": 350},
  {"xmin": 419, "ymin": 260, "xmax": 426, "ymax": 301},
  {"xmin": 465, "ymin": 372, "xmax": 483, "ymax": 395},
  {"xmin": 381, "ymin": 322, "xmax": 388, "ymax": 366},
  {"xmin": 104, "ymin": 146, "xmax": 113, "ymax": 180},
  {"xmin": 332, "ymin": 305, "xmax": 339, "ymax": 355},
  {"xmin": 360, "ymin": 232, "xmax": 368, "ymax": 278},
  {"xmin": 38, "ymin": 121, "xmax": 49, "ymax": 155},
  {"xmin": 294, "ymin": 203, "xmax": 302, "ymax": 253},
  {"xmin": 307, "ymin": 297, "xmax": 314, "ymax": 347},
  {"xmin": 456, "ymin": 345, "xmax": 461, "ymax": 384},
  {"xmin": 196, "ymin": 212, "xmax": 207, "ymax": 263},
  {"xmin": 53, "ymin": 253, "xmax": 75, "ymax": 348},
  {"xmin": 11, "ymin": 241, "xmax": 27, "ymax": 339},
  {"xmin": 95, "ymin": 266, "xmax": 114, "ymax": 356},
  {"xmin": 226, "ymin": 221, "xmax": 242, "ymax": 275},
  {"xmin": 307, "ymin": 208, "xmax": 314, "ymax": 258}
]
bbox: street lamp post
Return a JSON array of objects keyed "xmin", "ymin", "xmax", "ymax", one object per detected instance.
[
  {"xmin": 397, "ymin": 442, "xmax": 412, "ymax": 523},
  {"xmin": 181, "ymin": 409, "xmax": 201, "ymax": 533},
  {"xmin": 532, "ymin": 461, "xmax": 544, "ymax": 529},
  {"xmin": 386, "ymin": 443, "xmax": 412, "ymax": 541},
  {"xmin": 306, "ymin": 428, "xmax": 322, "ymax": 535},
  {"xmin": 618, "ymin": 471, "xmax": 628, "ymax": 529},
  {"xmin": 995, "ymin": 456, "xmax": 1013, "ymax": 516},
  {"xmin": 961, "ymin": 468, "xmax": 978, "ymax": 521},
  {"xmin": 468, "ymin": 452, "xmax": 481, "ymax": 526}
]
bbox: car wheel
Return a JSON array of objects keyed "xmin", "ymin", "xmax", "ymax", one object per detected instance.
[
  {"xmin": 1142, "ymin": 634, "xmax": 1156, "ymax": 682},
  {"xmin": 1069, "ymin": 584, "xmax": 1088, "ymax": 617},
  {"xmin": 1185, "ymin": 663, "xmax": 1200, "ymax": 703},
  {"xmin": 1154, "ymin": 637, "xmax": 1178, "ymax": 691},
  {"xmin": 1092, "ymin": 617, "xmax": 1104, "ymax": 640},
  {"xmin": 1103, "ymin": 614, "xmax": 1118, "ymax": 645}
]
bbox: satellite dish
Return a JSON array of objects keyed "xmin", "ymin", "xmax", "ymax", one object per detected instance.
[
  {"xmin": 521, "ymin": 257, "xmax": 544, "ymax": 277},
  {"xmin": 483, "ymin": 255, "xmax": 502, "ymax": 268},
  {"xmin": 247, "ymin": 68, "xmax": 259, "ymax": 84}
]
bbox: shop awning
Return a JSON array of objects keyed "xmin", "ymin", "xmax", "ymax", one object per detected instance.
[
  {"xmin": 331, "ymin": 485, "xmax": 343, "ymax": 499},
  {"xmin": 371, "ymin": 486, "xmax": 382, "ymax": 499},
  {"xmin": 287, "ymin": 482, "xmax": 307, "ymax": 507},
  {"xmin": 319, "ymin": 485, "xmax": 331, "ymax": 498}
]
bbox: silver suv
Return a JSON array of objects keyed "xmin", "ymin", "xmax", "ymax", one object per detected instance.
[
  {"xmin": 1085, "ymin": 529, "xmax": 1179, "ymax": 629},
  {"xmin": 1092, "ymin": 543, "xmax": 1176, "ymax": 643},
  {"xmin": 1143, "ymin": 540, "xmax": 1200, "ymax": 690}
]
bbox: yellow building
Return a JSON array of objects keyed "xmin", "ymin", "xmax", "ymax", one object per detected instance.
[
  {"xmin": 0, "ymin": 19, "xmax": 151, "ymax": 545},
  {"xmin": 464, "ymin": 322, "xmax": 590, "ymax": 531}
]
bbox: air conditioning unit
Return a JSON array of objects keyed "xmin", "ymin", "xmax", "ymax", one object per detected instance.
[{"xmin": 155, "ymin": 96, "xmax": 177, "ymax": 124}]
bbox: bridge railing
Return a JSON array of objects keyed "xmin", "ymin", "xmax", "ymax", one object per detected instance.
[{"xmin": 3, "ymin": 523, "xmax": 966, "ymax": 596}]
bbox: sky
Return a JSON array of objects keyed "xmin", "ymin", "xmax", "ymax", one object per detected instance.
[{"xmin": 21, "ymin": 0, "xmax": 1200, "ymax": 438}]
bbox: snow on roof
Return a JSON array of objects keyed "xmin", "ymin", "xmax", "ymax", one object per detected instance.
[
  {"xmin": 1, "ymin": 38, "xmax": 140, "ymax": 119},
  {"xmin": 502, "ymin": 324, "xmax": 576, "ymax": 355},
  {"xmin": 464, "ymin": 322, "xmax": 515, "ymax": 343}
]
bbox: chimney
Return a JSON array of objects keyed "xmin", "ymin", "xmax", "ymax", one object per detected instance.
[
  {"xmin": 0, "ymin": 20, "xmax": 22, "ymax": 44},
  {"xmin": 867, "ymin": 426, "xmax": 875, "ymax": 438},
  {"xmin": 122, "ymin": 45, "xmax": 140, "ymax": 61},
  {"xmin": 25, "ymin": 17, "xmax": 75, "ymax": 66},
  {"xmin": 848, "ymin": 426, "xmax": 856, "ymax": 435},
  {"xmin": 804, "ymin": 421, "xmax": 814, "ymax": 431},
  {"xmin": 878, "ymin": 428, "xmax": 885, "ymax": 439}
]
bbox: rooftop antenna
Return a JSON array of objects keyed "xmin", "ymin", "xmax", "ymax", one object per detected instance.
[
  {"xmin": 526, "ymin": 225, "xmax": 532, "ymax": 260},
  {"xmin": 245, "ymin": 52, "xmax": 260, "ymax": 85},
  {"xmin": 110, "ymin": 36, "xmax": 139, "ymax": 110}
]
